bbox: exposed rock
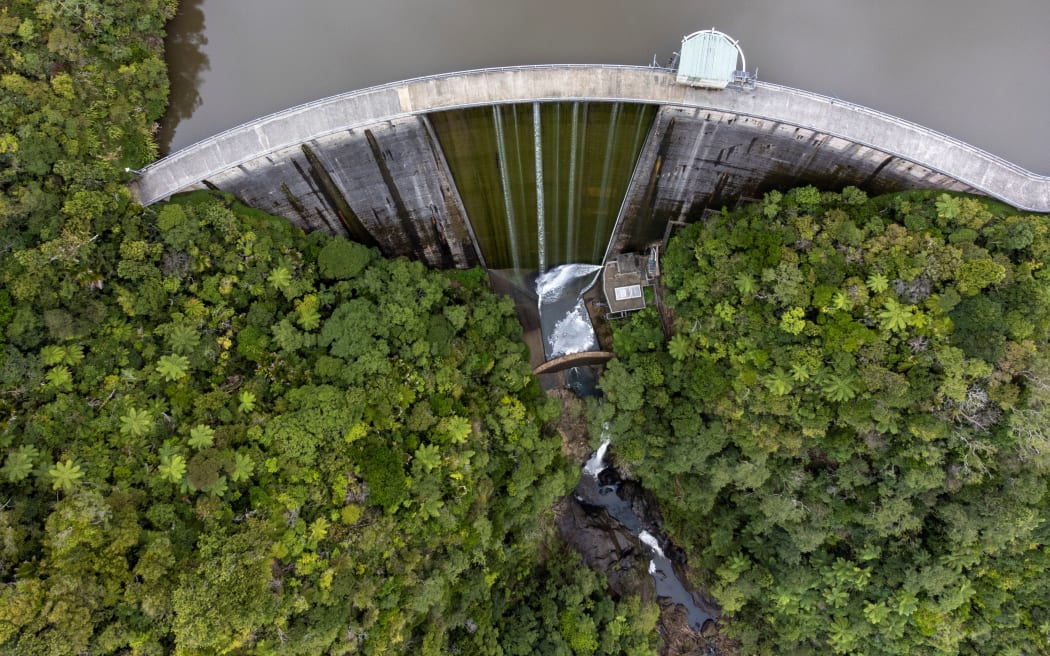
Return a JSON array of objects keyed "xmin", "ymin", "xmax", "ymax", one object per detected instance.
[{"xmin": 554, "ymin": 497, "xmax": 653, "ymax": 600}]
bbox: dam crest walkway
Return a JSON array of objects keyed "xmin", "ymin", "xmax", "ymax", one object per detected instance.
[{"xmin": 131, "ymin": 65, "xmax": 1050, "ymax": 214}]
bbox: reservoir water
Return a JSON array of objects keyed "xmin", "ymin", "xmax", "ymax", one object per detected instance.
[{"xmin": 162, "ymin": 0, "xmax": 1050, "ymax": 174}]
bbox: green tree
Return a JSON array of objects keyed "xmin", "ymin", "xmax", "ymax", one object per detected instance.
[
  {"xmin": 171, "ymin": 526, "xmax": 281, "ymax": 653},
  {"xmin": 158, "ymin": 453, "xmax": 187, "ymax": 484},
  {"xmin": 317, "ymin": 238, "xmax": 374, "ymax": 280},
  {"xmin": 188, "ymin": 425, "xmax": 215, "ymax": 450},
  {"xmin": 119, "ymin": 407, "xmax": 153, "ymax": 438},
  {"xmin": 877, "ymin": 298, "xmax": 914, "ymax": 332},
  {"xmin": 229, "ymin": 452, "xmax": 255, "ymax": 482},
  {"xmin": 48, "ymin": 459, "xmax": 83, "ymax": 492},
  {"xmin": 936, "ymin": 193, "xmax": 961, "ymax": 220},
  {"xmin": 156, "ymin": 353, "xmax": 190, "ymax": 381},
  {"xmin": 267, "ymin": 265, "xmax": 292, "ymax": 292},
  {"xmin": 597, "ymin": 188, "xmax": 1050, "ymax": 655},
  {"xmin": 237, "ymin": 390, "xmax": 256, "ymax": 414},
  {"xmin": 2, "ymin": 445, "xmax": 39, "ymax": 483},
  {"xmin": 167, "ymin": 322, "xmax": 200, "ymax": 354}
]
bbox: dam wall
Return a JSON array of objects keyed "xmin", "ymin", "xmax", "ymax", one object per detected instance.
[
  {"xmin": 200, "ymin": 115, "xmax": 480, "ymax": 268},
  {"xmin": 131, "ymin": 65, "xmax": 1050, "ymax": 268},
  {"xmin": 607, "ymin": 105, "xmax": 980, "ymax": 255}
]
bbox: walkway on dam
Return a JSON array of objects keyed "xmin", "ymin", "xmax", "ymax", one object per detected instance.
[{"xmin": 130, "ymin": 65, "xmax": 1050, "ymax": 213}]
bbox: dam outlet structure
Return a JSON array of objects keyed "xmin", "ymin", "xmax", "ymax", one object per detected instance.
[{"xmin": 130, "ymin": 64, "xmax": 1050, "ymax": 279}]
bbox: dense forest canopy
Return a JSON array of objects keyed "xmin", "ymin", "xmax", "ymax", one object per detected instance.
[
  {"xmin": 597, "ymin": 186, "xmax": 1050, "ymax": 654},
  {"xmin": 2, "ymin": 1, "xmax": 1049, "ymax": 655},
  {"xmin": 1, "ymin": 190, "xmax": 659, "ymax": 655},
  {"xmin": 0, "ymin": 2, "xmax": 660, "ymax": 654}
]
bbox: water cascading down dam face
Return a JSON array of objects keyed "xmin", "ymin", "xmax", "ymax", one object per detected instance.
[{"xmin": 429, "ymin": 102, "xmax": 656, "ymax": 272}]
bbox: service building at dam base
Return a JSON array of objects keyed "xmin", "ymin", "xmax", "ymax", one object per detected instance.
[{"xmin": 131, "ymin": 63, "xmax": 1050, "ymax": 327}]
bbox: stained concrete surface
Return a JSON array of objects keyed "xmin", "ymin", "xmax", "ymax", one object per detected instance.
[{"xmin": 130, "ymin": 66, "xmax": 1050, "ymax": 267}]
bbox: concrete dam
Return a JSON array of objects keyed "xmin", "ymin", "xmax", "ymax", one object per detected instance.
[{"xmin": 131, "ymin": 65, "xmax": 1050, "ymax": 271}]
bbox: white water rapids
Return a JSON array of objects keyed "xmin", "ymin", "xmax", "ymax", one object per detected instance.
[
  {"xmin": 574, "ymin": 436, "xmax": 715, "ymax": 631},
  {"xmin": 639, "ymin": 530, "xmax": 665, "ymax": 558},
  {"xmin": 535, "ymin": 263, "xmax": 602, "ymax": 360},
  {"xmin": 583, "ymin": 438, "xmax": 611, "ymax": 478}
]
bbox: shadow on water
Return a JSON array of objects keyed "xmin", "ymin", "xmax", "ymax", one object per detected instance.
[{"xmin": 157, "ymin": 0, "xmax": 210, "ymax": 155}]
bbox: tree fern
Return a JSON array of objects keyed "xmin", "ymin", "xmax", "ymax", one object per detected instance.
[
  {"xmin": 866, "ymin": 273, "xmax": 889, "ymax": 294},
  {"xmin": 48, "ymin": 459, "xmax": 83, "ymax": 492},
  {"xmin": 2, "ymin": 445, "xmax": 39, "ymax": 483},
  {"xmin": 158, "ymin": 454, "xmax": 186, "ymax": 483},
  {"xmin": 156, "ymin": 353, "xmax": 190, "ymax": 381},
  {"xmin": 188, "ymin": 425, "xmax": 215, "ymax": 450},
  {"xmin": 120, "ymin": 407, "xmax": 153, "ymax": 437},
  {"xmin": 821, "ymin": 373, "xmax": 859, "ymax": 402},
  {"xmin": 877, "ymin": 298, "xmax": 913, "ymax": 333}
]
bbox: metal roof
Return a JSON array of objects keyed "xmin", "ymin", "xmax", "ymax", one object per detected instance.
[{"xmin": 676, "ymin": 29, "xmax": 744, "ymax": 89}]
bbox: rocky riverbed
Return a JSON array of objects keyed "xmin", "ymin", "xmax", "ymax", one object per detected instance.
[{"xmin": 548, "ymin": 390, "xmax": 739, "ymax": 656}]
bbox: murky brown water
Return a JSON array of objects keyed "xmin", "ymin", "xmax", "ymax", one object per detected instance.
[{"xmin": 160, "ymin": 0, "xmax": 1050, "ymax": 174}]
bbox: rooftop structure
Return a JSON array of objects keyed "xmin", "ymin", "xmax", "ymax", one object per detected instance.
[
  {"xmin": 676, "ymin": 28, "xmax": 747, "ymax": 89},
  {"xmin": 603, "ymin": 252, "xmax": 653, "ymax": 318}
]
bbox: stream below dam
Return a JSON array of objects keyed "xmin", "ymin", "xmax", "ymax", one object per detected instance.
[
  {"xmin": 571, "ymin": 440, "xmax": 717, "ymax": 633},
  {"xmin": 537, "ymin": 267, "xmax": 717, "ymax": 636}
]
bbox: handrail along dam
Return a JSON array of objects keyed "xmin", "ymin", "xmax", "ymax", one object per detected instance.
[{"xmin": 131, "ymin": 65, "xmax": 1050, "ymax": 272}]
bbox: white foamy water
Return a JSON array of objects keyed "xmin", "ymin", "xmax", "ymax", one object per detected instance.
[
  {"xmin": 640, "ymin": 530, "xmax": 665, "ymax": 557},
  {"xmin": 536, "ymin": 263, "xmax": 602, "ymax": 360},
  {"xmin": 583, "ymin": 439, "xmax": 611, "ymax": 478},
  {"xmin": 535, "ymin": 263, "xmax": 601, "ymax": 304},
  {"xmin": 548, "ymin": 305, "xmax": 596, "ymax": 358}
]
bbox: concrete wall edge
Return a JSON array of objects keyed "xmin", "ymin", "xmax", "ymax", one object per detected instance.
[{"xmin": 133, "ymin": 65, "xmax": 1050, "ymax": 212}]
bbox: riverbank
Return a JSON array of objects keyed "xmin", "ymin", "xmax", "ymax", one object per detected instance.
[{"xmin": 548, "ymin": 390, "xmax": 740, "ymax": 656}]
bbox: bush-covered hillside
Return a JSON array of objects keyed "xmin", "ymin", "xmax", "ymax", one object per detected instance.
[
  {"xmin": 1, "ymin": 190, "xmax": 660, "ymax": 655},
  {"xmin": 597, "ymin": 186, "xmax": 1050, "ymax": 654},
  {"xmin": 0, "ymin": 2, "xmax": 662, "ymax": 654}
]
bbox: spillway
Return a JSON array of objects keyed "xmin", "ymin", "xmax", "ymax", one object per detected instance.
[{"xmin": 430, "ymin": 102, "xmax": 654, "ymax": 270}]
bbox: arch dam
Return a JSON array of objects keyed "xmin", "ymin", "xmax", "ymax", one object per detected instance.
[{"xmin": 131, "ymin": 65, "xmax": 1050, "ymax": 272}]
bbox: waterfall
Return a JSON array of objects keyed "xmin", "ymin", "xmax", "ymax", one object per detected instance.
[
  {"xmin": 429, "ymin": 102, "xmax": 655, "ymax": 270},
  {"xmin": 639, "ymin": 530, "xmax": 665, "ymax": 558},
  {"xmin": 583, "ymin": 438, "xmax": 611, "ymax": 478},
  {"xmin": 533, "ymin": 102, "xmax": 546, "ymax": 274},
  {"xmin": 536, "ymin": 263, "xmax": 602, "ymax": 359},
  {"xmin": 492, "ymin": 106, "xmax": 522, "ymax": 271},
  {"xmin": 566, "ymin": 102, "xmax": 580, "ymax": 264},
  {"xmin": 593, "ymin": 102, "xmax": 621, "ymax": 256}
]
